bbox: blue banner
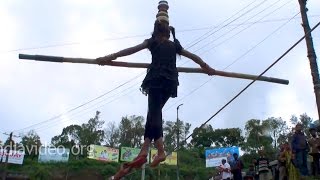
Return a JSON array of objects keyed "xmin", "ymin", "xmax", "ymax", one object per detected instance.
[
  {"xmin": 205, "ymin": 147, "xmax": 239, "ymax": 167},
  {"xmin": 38, "ymin": 147, "xmax": 70, "ymax": 163}
]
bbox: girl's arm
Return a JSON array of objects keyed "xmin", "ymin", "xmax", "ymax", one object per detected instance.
[
  {"xmin": 97, "ymin": 40, "xmax": 149, "ymax": 64},
  {"xmin": 180, "ymin": 49, "xmax": 215, "ymax": 75}
]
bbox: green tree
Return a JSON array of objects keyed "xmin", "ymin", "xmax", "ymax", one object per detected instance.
[
  {"xmin": 163, "ymin": 121, "xmax": 176, "ymax": 151},
  {"xmin": 189, "ymin": 126, "xmax": 243, "ymax": 149},
  {"xmin": 118, "ymin": 115, "xmax": 144, "ymax": 147},
  {"xmin": 163, "ymin": 120, "xmax": 191, "ymax": 151},
  {"xmin": 262, "ymin": 117, "xmax": 289, "ymax": 148},
  {"xmin": 20, "ymin": 130, "xmax": 41, "ymax": 159},
  {"xmin": 290, "ymin": 115, "xmax": 299, "ymax": 125},
  {"xmin": 299, "ymin": 113, "xmax": 313, "ymax": 135},
  {"xmin": 51, "ymin": 111, "xmax": 105, "ymax": 157},
  {"xmin": 130, "ymin": 115, "xmax": 145, "ymax": 147},
  {"xmin": 181, "ymin": 122, "xmax": 191, "ymax": 147},
  {"xmin": 243, "ymin": 119, "xmax": 273, "ymax": 154},
  {"xmin": 290, "ymin": 113, "xmax": 315, "ymax": 137},
  {"xmin": 211, "ymin": 128, "xmax": 244, "ymax": 147},
  {"xmin": 51, "ymin": 130, "xmax": 76, "ymax": 148},
  {"xmin": 190, "ymin": 124, "xmax": 214, "ymax": 148},
  {"xmin": 104, "ymin": 121, "xmax": 120, "ymax": 148}
]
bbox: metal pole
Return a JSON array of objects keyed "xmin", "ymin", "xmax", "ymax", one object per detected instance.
[
  {"xmin": 274, "ymin": 130, "xmax": 276, "ymax": 149},
  {"xmin": 176, "ymin": 104, "xmax": 183, "ymax": 180},
  {"xmin": 298, "ymin": 0, "xmax": 320, "ymax": 120},
  {"xmin": 141, "ymin": 163, "xmax": 145, "ymax": 180},
  {"xmin": 141, "ymin": 147, "xmax": 149, "ymax": 180}
]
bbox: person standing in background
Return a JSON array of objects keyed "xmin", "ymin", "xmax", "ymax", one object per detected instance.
[
  {"xmin": 231, "ymin": 153, "xmax": 244, "ymax": 180},
  {"xmin": 291, "ymin": 123, "xmax": 309, "ymax": 177},
  {"xmin": 278, "ymin": 144, "xmax": 287, "ymax": 180},
  {"xmin": 257, "ymin": 150, "xmax": 270, "ymax": 180},
  {"xmin": 308, "ymin": 124, "xmax": 320, "ymax": 176},
  {"xmin": 220, "ymin": 159, "xmax": 232, "ymax": 180}
]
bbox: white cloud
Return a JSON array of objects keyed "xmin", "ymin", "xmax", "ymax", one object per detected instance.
[{"xmin": 267, "ymin": 53, "xmax": 318, "ymax": 122}]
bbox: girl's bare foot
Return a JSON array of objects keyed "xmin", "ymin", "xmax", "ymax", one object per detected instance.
[
  {"xmin": 150, "ymin": 137, "xmax": 166, "ymax": 167},
  {"xmin": 124, "ymin": 138, "xmax": 151, "ymax": 168},
  {"xmin": 124, "ymin": 154, "xmax": 147, "ymax": 168},
  {"xmin": 150, "ymin": 152, "xmax": 166, "ymax": 167},
  {"xmin": 110, "ymin": 164, "xmax": 132, "ymax": 180}
]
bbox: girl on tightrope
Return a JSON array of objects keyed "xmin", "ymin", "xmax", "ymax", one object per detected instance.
[{"xmin": 97, "ymin": 1, "xmax": 215, "ymax": 179}]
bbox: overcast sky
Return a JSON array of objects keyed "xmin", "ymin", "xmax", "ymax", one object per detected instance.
[{"xmin": 0, "ymin": 0, "xmax": 319, "ymax": 144}]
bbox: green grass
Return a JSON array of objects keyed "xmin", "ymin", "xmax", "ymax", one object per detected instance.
[{"xmin": 1, "ymin": 157, "xmax": 214, "ymax": 180}]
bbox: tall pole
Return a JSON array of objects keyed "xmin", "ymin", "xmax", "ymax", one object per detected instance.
[
  {"xmin": 141, "ymin": 163, "xmax": 145, "ymax": 180},
  {"xmin": 176, "ymin": 104, "xmax": 183, "ymax": 180},
  {"xmin": 274, "ymin": 130, "xmax": 277, "ymax": 160},
  {"xmin": 274, "ymin": 130, "xmax": 276, "ymax": 150},
  {"xmin": 298, "ymin": 0, "xmax": 320, "ymax": 120},
  {"xmin": 2, "ymin": 132, "xmax": 13, "ymax": 180},
  {"xmin": 141, "ymin": 147, "xmax": 149, "ymax": 180}
]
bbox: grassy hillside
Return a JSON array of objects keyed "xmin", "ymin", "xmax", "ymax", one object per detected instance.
[{"xmin": 1, "ymin": 149, "xmax": 214, "ymax": 180}]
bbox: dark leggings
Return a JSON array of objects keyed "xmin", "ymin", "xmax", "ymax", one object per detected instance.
[{"xmin": 144, "ymin": 88, "xmax": 171, "ymax": 141}]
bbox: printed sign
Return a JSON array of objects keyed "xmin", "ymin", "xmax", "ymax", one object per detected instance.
[
  {"xmin": 38, "ymin": 147, "xmax": 70, "ymax": 163},
  {"xmin": 120, "ymin": 147, "xmax": 141, "ymax": 162},
  {"xmin": 88, "ymin": 145, "xmax": 119, "ymax": 162},
  {"xmin": 0, "ymin": 150, "xmax": 25, "ymax": 165},
  {"xmin": 205, "ymin": 147, "xmax": 239, "ymax": 167},
  {"xmin": 150, "ymin": 149, "xmax": 177, "ymax": 165}
]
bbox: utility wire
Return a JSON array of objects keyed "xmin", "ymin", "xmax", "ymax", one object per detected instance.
[
  {"xmin": 124, "ymin": 19, "xmax": 320, "ymax": 178},
  {"xmin": 186, "ymin": 0, "xmax": 269, "ymax": 49},
  {"xmin": 2, "ymin": 15, "xmax": 318, "ymax": 53},
  {"xmin": 41, "ymin": 8, "xmax": 298, "ymax": 134},
  {"xmin": 30, "ymin": 78, "xmax": 142, "ymax": 133},
  {"xmin": 13, "ymin": 0, "xmax": 282, "ymax": 133},
  {"xmin": 13, "ymin": 73, "xmax": 142, "ymax": 133},
  {"xmin": 194, "ymin": 0, "xmax": 290, "ymax": 53},
  {"xmin": 164, "ymin": 11, "xmax": 300, "ymax": 113},
  {"xmin": 182, "ymin": 20, "xmax": 320, "ymax": 145}
]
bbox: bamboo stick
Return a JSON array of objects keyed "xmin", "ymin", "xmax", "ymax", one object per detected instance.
[{"xmin": 19, "ymin": 54, "xmax": 289, "ymax": 85}]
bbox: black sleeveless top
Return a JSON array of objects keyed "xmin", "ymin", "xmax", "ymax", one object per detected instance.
[{"xmin": 140, "ymin": 37, "xmax": 183, "ymax": 98}]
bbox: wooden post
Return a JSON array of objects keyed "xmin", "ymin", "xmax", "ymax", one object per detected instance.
[
  {"xmin": 298, "ymin": 0, "xmax": 320, "ymax": 120},
  {"xmin": 1, "ymin": 132, "xmax": 13, "ymax": 180}
]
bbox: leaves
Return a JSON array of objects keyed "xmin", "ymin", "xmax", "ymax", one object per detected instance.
[
  {"xmin": 243, "ymin": 119, "xmax": 273, "ymax": 153},
  {"xmin": 118, "ymin": 115, "xmax": 145, "ymax": 148},
  {"xmin": 190, "ymin": 125, "xmax": 244, "ymax": 149},
  {"xmin": 51, "ymin": 111, "xmax": 105, "ymax": 157},
  {"xmin": 190, "ymin": 124, "xmax": 214, "ymax": 148},
  {"xmin": 211, "ymin": 128, "xmax": 244, "ymax": 147},
  {"xmin": 263, "ymin": 117, "xmax": 290, "ymax": 148},
  {"xmin": 104, "ymin": 121, "xmax": 120, "ymax": 148},
  {"xmin": 162, "ymin": 120, "xmax": 191, "ymax": 151},
  {"xmin": 9, "ymin": 111, "xmax": 319, "ymax": 178},
  {"xmin": 19, "ymin": 109, "xmax": 316, "ymax": 172},
  {"xmin": 20, "ymin": 130, "xmax": 42, "ymax": 159}
]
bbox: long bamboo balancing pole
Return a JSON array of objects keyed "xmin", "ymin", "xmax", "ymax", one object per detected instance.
[{"xmin": 19, "ymin": 54, "xmax": 289, "ymax": 85}]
